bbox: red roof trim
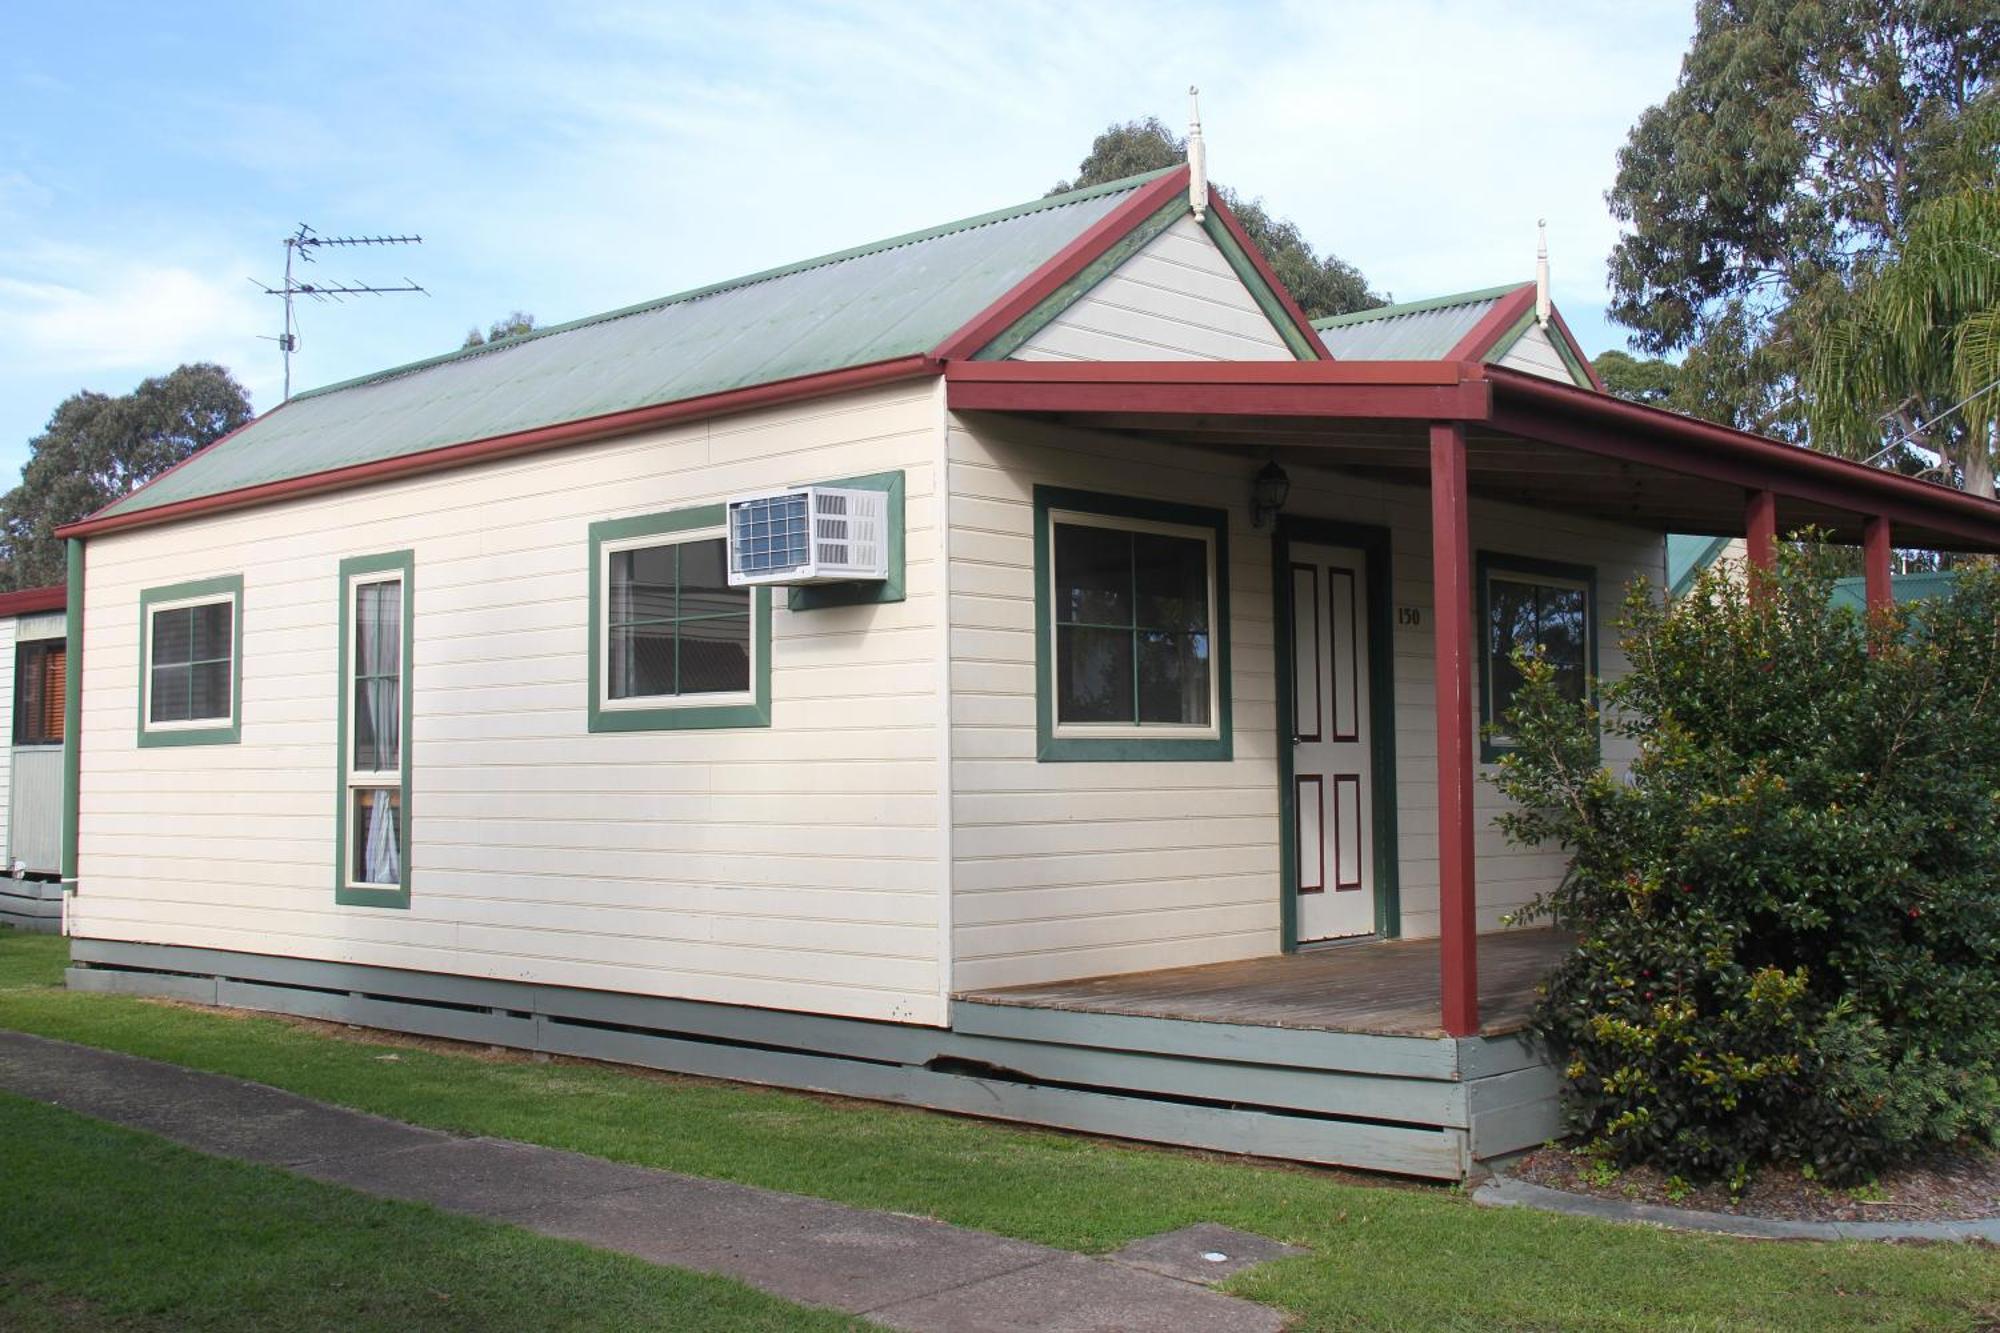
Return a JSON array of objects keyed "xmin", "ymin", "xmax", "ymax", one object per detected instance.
[
  {"xmin": 946, "ymin": 358, "xmax": 1489, "ymax": 419},
  {"xmin": 1544, "ymin": 304, "xmax": 1606, "ymax": 392},
  {"xmin": 929, "ymin": 167, "xmax": 1191, "ymax": 363},
  {"xmin": 60, "ymin": 355, "xmax": 940, "ymax": 540},
  {"xmin": 1484, "ymin": 365, "xmax": 2000, "ymax": 545},
  {"xmin": 1202, "ymin": 191, "xmax": 1334, "ymax": 360},
  {"xmin": 0, "ymin": 585, "xmax": 66, "ymax": 618},
  {"xmin": 1444, "ymin": 283, "xmax": 1536, "ymax": 361}
]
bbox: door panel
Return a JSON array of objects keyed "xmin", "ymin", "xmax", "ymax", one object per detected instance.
[{"xmin": 1291, "ymin": 543, "xmax": 1375, "ymax": 941}]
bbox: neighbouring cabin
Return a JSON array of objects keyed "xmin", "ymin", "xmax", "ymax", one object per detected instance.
[
  {"xmin": 58, "ymin": 162, "xmax": 2000, "ymax": 1179},
  {"xmin": 0, "ymin": 585, "xmax": 69, "ymax": 931}
]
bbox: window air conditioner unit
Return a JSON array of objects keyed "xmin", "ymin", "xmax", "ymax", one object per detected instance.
[{"xmin": 726, "ymin": 486, "xmax": 888, "ymax": 587}]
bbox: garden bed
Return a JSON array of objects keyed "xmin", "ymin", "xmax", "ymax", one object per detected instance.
[{"xmin": 1510, "ymin": 1145, "xmax": 2000, "ymax": 1224}]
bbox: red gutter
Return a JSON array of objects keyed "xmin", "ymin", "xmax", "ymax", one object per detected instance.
[
  {"xmin": 1203, "ymin": 191, "xmax": 1335, "ymax": 360},
  {"xmin": 1485, "ymin": 366, "xmax": 2000, "ymax": 546},
  {"xmin": 929, "ymin": 168, "xmax": 1192, "ymax": 363},
  {"xmin": 1444, "ymin": 283, "xmax": 1536, "ymax": 362},
  {"xmin": 0, "ymin": 584, "xmax": 66, "ymax": 617},
  {"xmin": 59, "ymin": 355, "xmax": 940, "ymax": 540}
]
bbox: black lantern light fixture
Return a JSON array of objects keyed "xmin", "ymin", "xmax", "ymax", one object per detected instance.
[{"xmin": 1251, "ymin": 460, "xmax": 1291, "ymax": 529}]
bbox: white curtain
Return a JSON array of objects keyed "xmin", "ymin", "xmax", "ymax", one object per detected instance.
[{"xmin": 357, "ymin": 580, "xmax": 402, "ymax": 885}]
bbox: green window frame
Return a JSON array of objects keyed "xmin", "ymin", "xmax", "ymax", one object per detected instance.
[
  {"xmin": 587, "ymin": 505, "xmax": 772, "ymax": 732},
  {"xmin": 1034, "ymin": 485, "xmax": 1232, "ymax": 762},
  {"xmin": 1476, "ymin": 551, "xmax": 1598, "ymax": 763},
  {"xmin": 335, "ymin": 551, "xmax": 413, "ymax": 909},
  {"xmin": 136, "ymin": 575, "xmax": 243, "ymax": 747}
]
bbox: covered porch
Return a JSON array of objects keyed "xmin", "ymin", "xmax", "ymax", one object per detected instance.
[{"xmin": 950, "ymin": 357, "xmax": 2000, "ymax": 1041}]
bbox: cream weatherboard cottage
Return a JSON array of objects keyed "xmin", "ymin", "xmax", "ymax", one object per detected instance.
[
  {"xmin": 0, "ymin": 584, "xmax": 69, "ymax": 929},
  {"xmin": 56, "ymin": 162, "xmax": 2000, "ymax": 1179}
]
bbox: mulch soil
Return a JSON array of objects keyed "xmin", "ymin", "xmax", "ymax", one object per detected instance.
[{"xmin": 1511, "ymin": 1143, "xmax": 2000, "ymax": 1223}]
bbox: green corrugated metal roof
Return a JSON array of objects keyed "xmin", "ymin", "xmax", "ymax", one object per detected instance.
[
  {"xmin": 1830, "ymin": 569, "xmax": 1960, "ymax": 610},
  {"xmin": 104, "ymin": 170, "xmax": 1170, "ymax": 518},
  {"xmin": 1667, "ymin": 534, "xmax": 1735, "ymax": 595},
  {"xmin": 1310, "ymin": 283, "xmax": 1523, "ymax": 360}
]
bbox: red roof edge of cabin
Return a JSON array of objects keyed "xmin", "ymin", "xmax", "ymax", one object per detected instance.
[
  {"xmin": 929, "ymin": 166, "xmax": 1192, "ymax": 362},
  {"xmin": 70, "ymin": 400, "xmax": 299, "ymax": 532},
  {"xmin": 1544, "ymin": 304, "xmax": 1606, "ymax": 392},
  {"xmin": 0, "ymin": 584, "xmax": 67, "ymax": 618},
  {"xmin": 1444, "ymin": 283, "xmax": 1537, "ymax": 362},
  {"xmin": 56, "ymin": 354, "xmax": 942, "ymax": 540},
  {"xmin": 1201, "ymin": 190, "xmax": 1334, "ymax": 360}
]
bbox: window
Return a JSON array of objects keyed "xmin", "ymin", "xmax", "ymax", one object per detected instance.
[
  {"xmin": 1034, "ymin": 486, "xmax": 1231, "ymax": 762},
  {"xmin": 336, "ymin": 552, "xmax": 412, "ymax": 908},
  {"xmin": 1478, "ymin": 553, "xmax": 1596, "ymax": 759},
  {"xmin": 587, "ymin": 506, "xmax": 771, "ymax": 732},
  {"xmin": 137, "ymin": 576, "xmax": 242, "ymax": 746},
  {"xmin": 13, "ymin": 640, "xmax": 64, "ymax": 747}
]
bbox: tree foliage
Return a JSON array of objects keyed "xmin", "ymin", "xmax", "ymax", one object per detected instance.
[
  {"xmin": 1051, "ymin": 119, "xmax": 1381, "ymax": 320},
  {"xmin": 462, "ymin": 311, "xmax": 538, "ymax": 348},
  {"xmin": 0, "ymin": 364, "xmax": 253, "ymax": 589},
  {"xmin": 1591, "ymin": 351, "xmax": 1681, "ymax": 408},
  {"xmin": 1808, "ymin": 183, "xmax": 2000, "ymax": 497},
  {"xmin": 1494, "ymin": 546, "xmax": 2000, "ymax": 1183},
  {"xmin": 1605, "ymin": 2, "xmax": 1998, "ymax": 459}
]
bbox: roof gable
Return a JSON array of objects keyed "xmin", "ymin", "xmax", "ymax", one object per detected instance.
[{"xmin": 98, "ymin": 170, "xmax": 1174, "ymax": 521}]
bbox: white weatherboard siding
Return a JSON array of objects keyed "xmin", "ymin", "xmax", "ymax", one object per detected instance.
[
  {"xmin": 946, "ymin": 412, "xmax": 1660, "ymax": 991},
  {"xmin": 72, "ymin": 381, "xmax": 948, "ymax": 1025},
  {"xmin": 1010, "ymin": 215, "xmax": 1293, "ymax": 362},
  {"xmin": 1496, "ymin": 323, "xmax": 1580, "ymax": 384},
  {"xmin": 0, "ymin": 615, "xmax": 15, "ymax": 868}
]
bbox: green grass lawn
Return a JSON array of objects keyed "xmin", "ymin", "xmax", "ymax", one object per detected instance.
[
  {"xmin": 0, "ymin": 1088, "xmax": 860, "ymax": 1332},
  {"xmin": 5, "ymin": 930, "xmax": 1997, "ymax": 1331}
]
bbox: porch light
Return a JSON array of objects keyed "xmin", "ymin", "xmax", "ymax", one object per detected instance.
[{"xmin": 1251, "ymin": 461, "xmax": 1291, "ymax": 529}]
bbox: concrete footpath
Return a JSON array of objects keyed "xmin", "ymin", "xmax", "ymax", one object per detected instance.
[{"xmin": 0, "ymin": 1030, "xmax": 1295, "ymax": 1332}]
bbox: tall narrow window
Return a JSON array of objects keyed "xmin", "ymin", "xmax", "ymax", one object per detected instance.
[
  {"xmin": 13, "ymin": 640, "xmax": 65, "ymax": 746},
  {"xmin": 337, "ymin": 552, "xmax": 412, "ymax": 908},
  {"xmin": 137, "ymin": 576, "xmax": 242, "ymax": 747}
]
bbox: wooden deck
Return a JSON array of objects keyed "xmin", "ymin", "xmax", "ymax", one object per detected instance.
[{"xmin": 956, "ymin": 929, "xmax": 1572, "ymax": 1037}]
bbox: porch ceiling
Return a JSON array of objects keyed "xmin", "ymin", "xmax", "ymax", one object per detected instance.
[{"xmin": 945, "ymin": 360, "xmax": 2000, "ymax": 552}]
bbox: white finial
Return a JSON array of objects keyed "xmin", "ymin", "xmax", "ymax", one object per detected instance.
[
  {"xmin": 1187, "ymin": 85, "xmax": 1208, "ymax": 222},
  {"xmin": 1534, "ymin": 218, "xmax": 1551, "ymax": 329}
]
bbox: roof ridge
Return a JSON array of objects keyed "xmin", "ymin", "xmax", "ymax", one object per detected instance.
[
  {"xmin": 293, "ymin": 168, "xmax": 1177, "ymax": 402},
  {"xmin": 1313, "ymin": 281, "xmax": 1529, "ymax": 329}
]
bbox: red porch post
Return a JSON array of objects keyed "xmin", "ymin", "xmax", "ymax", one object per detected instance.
[
  {"xmin": 1746, "ymin": 489, "xmax": 1779, "ymax": 569},
  {"xmin": 1863, "ymin": 517, "xmax": 1895, "ymax": 616},
  {"xmin": 1429, "ymin": 421, "xmax": 1479, "ymax": 1037}
]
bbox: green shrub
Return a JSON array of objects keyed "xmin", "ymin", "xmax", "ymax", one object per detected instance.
[{"xmin": 1494, "ymin": 544, "xmax": 2000, "ymax": 1183}]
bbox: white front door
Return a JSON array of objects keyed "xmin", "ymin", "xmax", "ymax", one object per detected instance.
[{"xmin": 1289, "ymin": 543, "xmax": 1376, "ymax": 942}]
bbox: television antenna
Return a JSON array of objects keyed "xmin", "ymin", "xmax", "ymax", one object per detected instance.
[{"xmin": 250, "ymin": 224, "xmax": 425, "ymax": 399}]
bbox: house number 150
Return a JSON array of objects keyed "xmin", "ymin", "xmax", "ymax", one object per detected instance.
[{"xmin": 1397, "ymin": 607, "xmax": 1423, "ymax": 627}]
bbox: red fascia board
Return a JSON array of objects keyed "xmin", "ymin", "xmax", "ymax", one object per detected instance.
[
  {"xmin": 1545, "ymin": 305, "xmax": 1606, "ymax": 392},
  {"xmin": 0, "ymin": 585, "xmax": 66, "ymax": 617},
  {"xmin": 946, "ymin": 359, "xmax": 1488, "ymax": 420},
  {"xmin": 945, "ymin": 359, "xmax": 1471, "ymax": 387},
  {"xmin": 929, "ymin": 167, "xmax": 1191, "ymax": 362},
  {"xmin": 59, "ymin": 355, "xmax": 941, "ymax": 540},
  {"xmin": 1445, "ymin": 283, "xmax": 1536, "ymax": 361},
  {"xmin": 1203, "ymin": 191, "xmax": 1334, "ymax": 360},
  {"xmin": 1486, "ymin": 367, "xmax": 2000, "ymax": 547}
]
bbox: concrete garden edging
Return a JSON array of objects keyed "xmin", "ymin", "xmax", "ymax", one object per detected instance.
[{"xmin": 1474, "ymin": 1176, "xmax": 2000, "ymax": 1243}]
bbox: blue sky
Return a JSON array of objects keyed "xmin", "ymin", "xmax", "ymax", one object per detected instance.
[{"xmin": 0, "ymin": 1, "xmax": 1693, "ymax": 482}]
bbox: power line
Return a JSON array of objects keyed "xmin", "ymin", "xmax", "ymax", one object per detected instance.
[{"xmin": 249, "ymin": 224, "xmax": 426, "ymax": 399}]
